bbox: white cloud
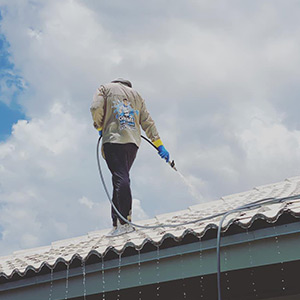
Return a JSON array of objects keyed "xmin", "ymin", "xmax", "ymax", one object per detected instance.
[
  {"xmin": 0, "ymin": 101, "xmax": 111, "ymax": 254},
  {"xmin": 239, "ymin": 118, "xmax": 300, "ymax": 180},
  {"xmin": 1, "ymin": 0, "xmax": 300, "ymax": 255},
  {"xmin": 132, "ymin": 199, "xmax": 149, "ymax": 221},
  {"xmin": 79, "ymin": 196, "xmax": 94, "ymax": 210}
]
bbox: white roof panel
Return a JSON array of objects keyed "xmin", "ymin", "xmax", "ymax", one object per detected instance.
[{"xmin": 1, "ymin": 176, "xmax": 300, "ymax": 278}]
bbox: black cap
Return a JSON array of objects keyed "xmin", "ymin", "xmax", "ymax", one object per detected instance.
[{"xmin": 111, "ymin": 78, "xmax": 132, "ymax": 88}]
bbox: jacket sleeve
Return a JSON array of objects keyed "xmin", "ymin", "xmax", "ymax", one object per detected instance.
[
  {"xmin": 90, "ymin": 86, "xmax": 106, "ymax": 132},
  {"xmin": 139, "ymin": 97, "xmax": 163, "ymax": 147}
]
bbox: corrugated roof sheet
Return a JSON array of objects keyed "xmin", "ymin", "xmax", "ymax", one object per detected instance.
[{"xmin": 1, "ymin": 175, "xmax": 300, "ymax": 279}]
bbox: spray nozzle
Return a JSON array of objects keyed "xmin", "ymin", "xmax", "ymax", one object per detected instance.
[{"xmin": 168, "ymin": 160, "xmax": 177, "ymax": 171}]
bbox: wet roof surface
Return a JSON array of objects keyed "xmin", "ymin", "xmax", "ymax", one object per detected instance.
[{"xmin": 1, "ymin": 176, "xmax": 300, "ymax": 279}]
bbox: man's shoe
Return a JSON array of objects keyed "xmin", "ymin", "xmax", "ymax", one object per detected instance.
[
  {"xmin": 124, "ymin": 223, "xmax": 135, "ymax": 234},
  {"xmin": 116, "ymin": 224, "xmax": 128, "ymax": 235},
  {"xmin": 105, "ymin": 226, "xmax": 118, "ymax": 237},
  {"xmin": 106, "ymin": 223, "xmax": 135, "ymax": 237}
]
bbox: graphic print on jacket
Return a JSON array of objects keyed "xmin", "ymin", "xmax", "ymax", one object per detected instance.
[{"xmin": 112, "ymin": 98, "xmax": 139, "ymax": 131}]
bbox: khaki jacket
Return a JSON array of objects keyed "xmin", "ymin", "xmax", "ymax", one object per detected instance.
[{"xmin": 90, "ymin": 82, "xmax": 163, "ymax": 148}]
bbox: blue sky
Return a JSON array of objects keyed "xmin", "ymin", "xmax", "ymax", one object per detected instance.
[
  {"xmin": 0, "ymin": 102, "xmax": 26, "ymax": 140},
  {"xmin": 0, "ymin": 13, "xmax": 26, "ymax": 141},
  {"xmin": 1, "ymin": 0, "xmax": 300, "ymax": 256}
]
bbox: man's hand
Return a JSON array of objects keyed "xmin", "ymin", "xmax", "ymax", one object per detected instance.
[{"xmin": 157, "ymin": 145, "xmax": 170, "ymax": 163}]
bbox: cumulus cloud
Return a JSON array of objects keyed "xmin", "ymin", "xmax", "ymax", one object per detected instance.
[
  {"xmin": 239, "ymin": 118, "xmax": 300, "ymax": 180},
  {"xmin": 0, "ymin": 101, "xmax": 111, "ymax": 254},
  {"xmin": 79, "ymin": 196, "xmax": 95, "ymax": 210},
  {"xmin": 1, "ymin": 0, "xmax": 300, "ymax": 255},
  {"xmin": 132, "ymin": 199, "xmax": 148, "ymax": 221}
]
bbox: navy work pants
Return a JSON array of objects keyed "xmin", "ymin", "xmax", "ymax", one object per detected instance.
[{"xmin": 103, "ymin": 143, "xmax": 138, "ymax": 226}]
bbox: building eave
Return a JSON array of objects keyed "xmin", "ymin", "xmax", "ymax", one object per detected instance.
[{"xmin": 1, "ymin": 216, "xmax": 300, "ymax": 299}]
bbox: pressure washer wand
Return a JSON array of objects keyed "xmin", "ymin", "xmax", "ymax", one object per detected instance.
[
  {"xmin": 168, "ymin": 160, "xmax": 177, "ymax": 171},
  {"xmin": 141, "ymin": 135, "xmax": 177, "ymax": 171}
]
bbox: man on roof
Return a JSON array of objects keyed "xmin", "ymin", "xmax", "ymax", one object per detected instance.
[{"xmin": 90, "ymin": 78, "xmax": 170, "ymax": 236}]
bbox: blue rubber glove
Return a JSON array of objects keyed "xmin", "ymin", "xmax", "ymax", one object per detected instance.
[
  {"xmin": 157, "ymin": 145, "xmax": 170, "ymax": 163},
  {"xmin": 98, "ymin": 130, "xmax": 102, "ymax": 137}
]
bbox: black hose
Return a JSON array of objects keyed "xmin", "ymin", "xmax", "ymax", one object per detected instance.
[{"xmin": 141, "ymin": 135, "xmax": 159, "ymax": 150}]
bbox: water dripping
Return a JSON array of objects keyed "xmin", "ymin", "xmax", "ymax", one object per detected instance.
[
  {"xmin": 246, "ymin": 229, "xmax": 253, "ymax": 265},
  {"xmin": 137, "ymin": 250, "xmax": 142, "ymax": 300},
  {"xmin": 101, "ymin": 255, "xmax": 106, "ymax": 300},
  {"xmin": 273, "ymin": 226, "xmax": 282, "ymax": 258},
  {"xmin": 273, "ymin": 226, "xmax": 286, "ymax": 292},
  {"xmin": 200, "ymin": 276, "xmax": 205, "ymax": 298},
  {"xmin": 156, "ymin": 245, "xmax": 160, "ymax": 298},
  {"xmin": 223, "ymin": 250, "xmax": 230, "ymax": 293},
  {"xmin": 117, "ymin": 253, "xmax": 122, "ymax": 300},
  {"xmin": 48, "ymin": 267, "xmax": 54, "ymax": 300},
  {"xmin": 199, "ymin": 239, "xmax": 204, "ymax": 298},
  {"xmin": 81, "ymin": 259, "xmax": 87, "ymax": 300},
  {"xmin": 180, "ymin": 251, "xmax": 187, "ymax": 299},
  {"xmin": 246, "ymin": 229, "xmax": 258, "ymax": 297},
  {"xmin": 65, "ymin": 263, "xmax": 70, "ymax": 300}
]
